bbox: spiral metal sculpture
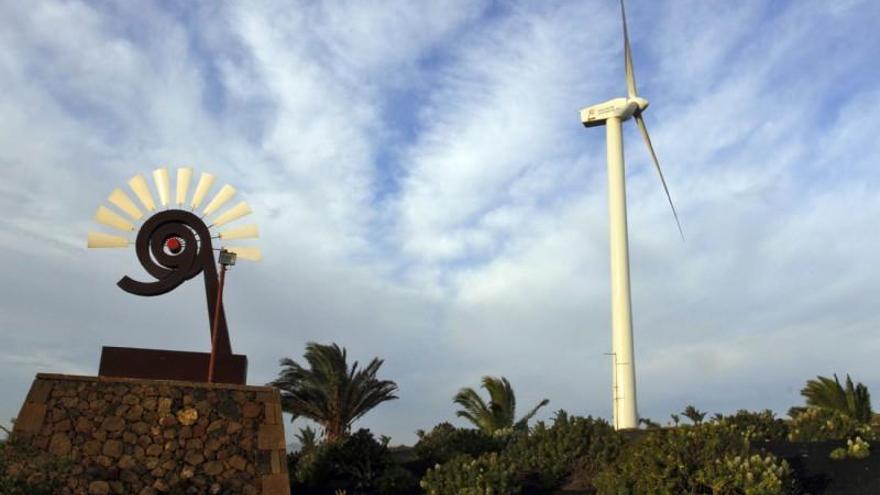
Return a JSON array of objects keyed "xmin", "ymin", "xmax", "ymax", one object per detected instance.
[
  {"xmin": 118, "ymin": 209, "xmax": 232, "ymax": 355},
  {"xmin": 88, "ymin": 167, "xmax": 260, "ymax": 384}
]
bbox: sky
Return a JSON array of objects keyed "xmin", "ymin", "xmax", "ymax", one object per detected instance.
[{"xmin": 2, "ymin": 0, "xmax": 880, "ymax": 446}]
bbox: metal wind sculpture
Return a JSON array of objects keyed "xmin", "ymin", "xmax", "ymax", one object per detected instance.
[
  {"xmin": 579, "ymin": 0, "xmax": 682, "ymax": 429},
  {"xmin": 88, "ymin": 167, "xmax": 261, "ymax": 384}
]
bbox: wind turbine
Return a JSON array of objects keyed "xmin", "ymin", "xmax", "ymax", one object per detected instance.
[{"xmin": 580, "ymin": 0, "xmax": 682, "ymax": 430}]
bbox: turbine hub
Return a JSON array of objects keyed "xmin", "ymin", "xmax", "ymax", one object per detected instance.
[{"xmin": 629, "ymin": 96, "xmax": 649, "ymax": 113}]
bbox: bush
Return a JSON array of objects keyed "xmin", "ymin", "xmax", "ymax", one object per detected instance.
[
  {"xmin": 788, "ymin": 407, "xmax": 875, "ymax": 442},
  {"xmin": 419, "ymin": 411, "xmax": 622, "ymax": 494},
  {"xmin": 0, "ymin": 440, "xmax": 73, "ymax": 495},
  {"xmin": 292, "ymin": 429, "xmax": 417, "ymax": 494},
  {"xmin": 503, "ymin": 411, "xmax": 621, "ymax": 491},
  {"xmin": 414, "ymin": 423, "xmax": 507, "ymax": 466},
  {"xmin": 594, "ymin": 424, "xmax": 797, "ymax": 495},
  {"xmin": 694, "ymin": 454, "xmax": 797, "ymax": 495},
  {"xmin": 829, "ymin": 436, "xmax": 870, "ymax": 460},
  {"xmin": 420, "ymin": 452, "xmax": 519, "ymax": 495},
  {"xmin": 375, "ymin": 463, "xmax": 419, "ymax": 494},
  {"xmin": 712, "ymin": 409, "xmax": 789, "ymax": 442}
]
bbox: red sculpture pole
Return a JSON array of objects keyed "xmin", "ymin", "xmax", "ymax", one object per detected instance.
[{"xmin": 207, "ymin": 260, "xmax": 228, "ymax": 383}]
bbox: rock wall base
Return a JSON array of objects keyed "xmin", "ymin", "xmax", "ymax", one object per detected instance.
[{"xmin": 12, "ymin": 373, "xmax": 290, "ymax": 495}]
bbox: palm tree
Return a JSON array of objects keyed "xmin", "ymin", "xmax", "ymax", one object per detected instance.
[
  {"xmin": 799, "ymin": 373, "xmax": 872, "ymax": 423},
  {"xmin": 453, "ymin": 376, "xmax": 549, "ymax": 434},
  {"xmin": 269, "ymin": 342, "xmax": 398, "ymax": 441},
  {"xmin": 682, "ymin": 405, "xmax": 706, "ymax": 425},
  {"xmin": 295, "ymin": 426, "xmax": 320, "ymax": 454}
]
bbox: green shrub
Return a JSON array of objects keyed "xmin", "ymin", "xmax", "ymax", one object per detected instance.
[
  {"xmin": 829, "ymin": 436, "xmax": 870, "ymax": 460},
  {"xmin": 420, "ymin": 452, "xmax": 519, "ymax": 495},
  {"xmin": 695, "ymin": 454, "xmax": 797, "ymax": 495},
  {"xmin": 712, "ymin": 409, "xmax": 789, "ymax": 442},
  {"xmin": 503, "ymin": 411, "xmax": 621, "ymax": 491},
  {"xmin": 419, "ymin": 411, "xmax": 622, "ymax": 494},
  {"xmin": 375, "ymin": 463, "xmax": 419, "ymax": 494},
  {"xmin": 594, "ymin": 424, "xmax": 797, "ymax": 495},
  {"xmin": 293, "ymin": 429, "xmax": 416, "ymax": 494},
  {"xmin": 829, "ymin": 447, "xmax": 847, "ymax": 460},
  {"xmin": 788, "ymin": 407, "xmax": 875, "ymax": 442},
  {"xmin": 414, "ymin": 422, "xmax": 507, "ymax": 466},
  {"xmin": 0, "ymin": 440, "xmax": 73, "ymax": 495}
]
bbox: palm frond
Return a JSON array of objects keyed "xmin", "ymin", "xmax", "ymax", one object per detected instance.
[
  {"xmin": 454, "ymin": 375, "xmax": 544, "ymax": 434},
  {"xmin": 515, "ymin": 398, "xmax": 550, "ymax": 430},
  {"xmin": 800, "ymin": 373, "xmax": 873, "ymax": 423},
  {"xmin": 268, "ymin": 342, "xmax": 397, "ymax": 440}
]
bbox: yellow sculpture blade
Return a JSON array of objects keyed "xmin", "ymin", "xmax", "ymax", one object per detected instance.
[
  {"xmin": 203, "ymin": 184, "xmax": 236, "ymax": 216},
  {"xmin": 87, "ymin": 232, "xmax": 130, "ymax": 248},
  {"xmin": 212, "ymin": 201, "xmax": 252, "ymax": 227},
  {"xmin": 95, "ymin": 205, "xmax": 135, "ymax": 232},
  {"xmin": 176, "ymin": 167, "xmax": 193, "ymax": 206},
  {"xmin": 191, "ymin": 172, "xmax": 216, "ymax": 210},
  {"xmin": 152, "ymin": 167, "xmax": 171, "ymax": 207},
  {"xmin": 225, "ymin": 246, "xmax": 261, "ymax": 261},
  {"xmin": 128, "ymin": 174, "xmax": 156, "ymax": 211},
  {"xmin": 108, "ymin": 188, "xmax": 143, "ymax": 220},
  {"xmin": 219, "ymin": 224, "xmax": 259, "ymax": 240}
]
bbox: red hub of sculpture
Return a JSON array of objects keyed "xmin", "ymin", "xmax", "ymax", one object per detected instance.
[{"xmin": 166, "ymin": 237, "xmax": 182, "ymax": 254}]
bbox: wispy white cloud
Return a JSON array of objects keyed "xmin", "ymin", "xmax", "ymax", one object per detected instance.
[{"xmin": 2, "ymin": 0, "xmax": 880, "ymax": 444}]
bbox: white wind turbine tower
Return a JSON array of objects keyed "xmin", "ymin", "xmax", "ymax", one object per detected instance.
[{"xmin": 580, "ymin": 0, "xmax": 682, "ymax": 430}]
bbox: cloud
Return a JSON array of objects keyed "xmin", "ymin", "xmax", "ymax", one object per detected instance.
[{"xmin": 2, "ymin": 0, "xmax": 880, "ymax": 445}]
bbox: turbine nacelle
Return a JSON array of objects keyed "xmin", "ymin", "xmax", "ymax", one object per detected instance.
[{"xmin": 579, "ymin": 96, "xmax": 649, "ymax": 128}]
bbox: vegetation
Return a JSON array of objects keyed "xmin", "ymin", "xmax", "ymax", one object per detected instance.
[
  {"xmin": 270, "ymin": 342, "xmax": 398, "ymax": 441},
  {"xmin": 693, "ymin": 454, "xmax": 798, "ymax": 495},
  {"xmin": 291, "ymin": 429, "xmax": 417, "ymax": 494},
  {"xmin": 453, "ymin": 376, "xmax": 549, "ymax": 434},
  {"xmin": 503, "ymin": 411, "xmax": 621, "ymax": 491},
  {"xmin": 264, "ymin": 349, "xmax": 879, "ymax": 493},
  {"xmin": 296, "ymin": 426, "xmax": 321, "ymax": 454},
  {"xmin": 796, "ymin": 374, "xmax": 872, "ymax": 423},
  {"xmin": 637, "ymin": 417, "xmax": 660, "ymax": 428},
  {"xmin": 711, "ymin": 409, "xmax": 789, "ymax": 442},
  {"xmin": 421, "ymin": 412, "xmax": 621, "ymax": 494},
  {"xmin": 0, "ymin": 439, "xmax": 73, "ymax": 495},
  {"xmin": 682, "ymin": 405, "xmax": 707, "ymax": 425},
  {"xmin": 593, "ymin": 423, "xmax": 798, "ymax": 495},
  {"xmin": 414, "ymin": 422, "xmax": 506, "ymax": 466},
  {"xmin": 787, "ymin": 407, "xmax": 875, "ymax": 442},
  {"xmin": 420, "ymin": 412, "xmax": 803, "ymax": 494},
  {"xmin": 420, "ymin": 452, "xmax": 519, "ymax": 495},
  {"xmin": 829, "ymin": 436, "xmax": 870, "ymax": 460}
]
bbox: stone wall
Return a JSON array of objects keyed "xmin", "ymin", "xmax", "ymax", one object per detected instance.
[{"xmin": 13, "ymin": 373, "xmax": 290, "ymax": 495}]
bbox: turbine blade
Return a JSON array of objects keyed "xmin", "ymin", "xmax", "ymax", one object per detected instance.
[
  {"xmin": 224, "ymin": 246, "xmax": 261, "ymax": 262},
  {"xmin": 95, "ymin": 205, "xmax": 135, "ymax": 232},
  {"xmin": 219, "ymin": 224, "xmax": 259, "ymax": 240},
  {"xmin": 87, "ymin": 232, "xmax": 130, "ymax": 248},
  {"xmin": 128, "ymin": 174, "xmax": 156, "ymax": 211},
  {"xmin": 634, "ymin": 114, "xmax": 683, "ymax": 239},
  {"xmin": 203, "ymin": 184, "xmax": 236, "ymax": 216},
  {"xmin": 621, "ymin": 0, "xmax": 638, "ymax": 98},
  {"xmin": 152, "ymin": 167, "xmax": 171, "ymax": 207},
  {"xmin": 212, "ymin": 201, "xmax": 252, "ymax": 227},
  {"xmin": 176, "ymin": 167, "xmax": 193, "ymax": 206},
  {"xmin": 107, "ymin": 188, "xmax": 143, "ymax": 220},
  {"xmin": 191, "ymin": 172, "xmax": 215, "ymax": 210}
]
